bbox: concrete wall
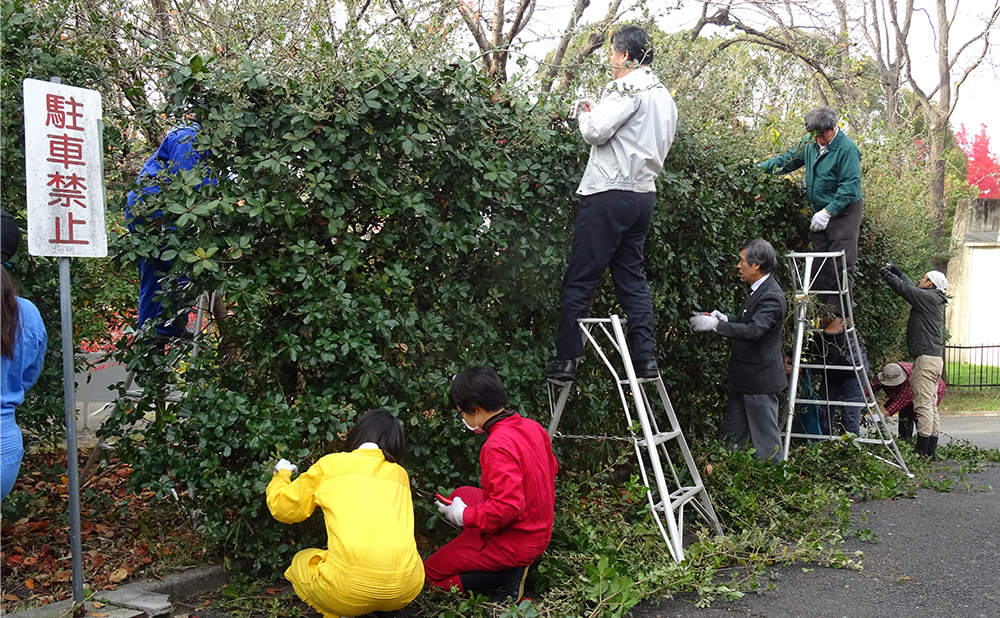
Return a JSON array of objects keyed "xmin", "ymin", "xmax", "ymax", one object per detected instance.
[{"xmin": 947, "ymin": 198, "xmax": 1000, "ymax": 363}]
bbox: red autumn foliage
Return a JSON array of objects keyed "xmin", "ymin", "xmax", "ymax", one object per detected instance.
[{"xmin": 955, "ymin": 123, "xmax": 1000, "ymax": 199}]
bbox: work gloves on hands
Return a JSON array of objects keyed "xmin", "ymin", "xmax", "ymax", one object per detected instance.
[
  {"xmin": 689, "ymin": 313, "xmax": 718, "ymax": 332},
  {"xmin": 274, "ymin": 459, "xmax": 297, "ymax": 474},
  {"xmin": 436, "ymin": 496, "xmax": 467, "ymax": 527},
  {"xmin": 571, "ymin": 98, "xmax": 596, "ymax": 119},
  {"xmin": 882, "ymin": 263, "xmax": 903, "ymax": 276},
  {"xmin": 880, "ymin": 263, "xmax": 903, "ymax": 280},
  {"xmin": 810, "ymin": 209, "xmax": 832, "ymax": 232}
]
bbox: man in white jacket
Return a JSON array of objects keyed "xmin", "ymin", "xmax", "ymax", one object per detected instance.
[{"xmin": 545, "ymin": 25, "xmax": 678, "ymax": 382}]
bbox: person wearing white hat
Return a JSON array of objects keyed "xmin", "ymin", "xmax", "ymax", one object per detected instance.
[{"xmin": 880, "ymin": 264, "xmax": 948, "ymax": 459}]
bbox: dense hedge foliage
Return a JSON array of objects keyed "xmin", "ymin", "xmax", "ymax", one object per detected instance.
[
  {"xmin": 3, "ymin": 0, "xmax": 915, "ymax": 577},
  {"xmin": 93, "ymin": 49, "xmax": 901, "ymax": 571}
]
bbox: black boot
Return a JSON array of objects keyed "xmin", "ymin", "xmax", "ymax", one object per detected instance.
[
  {"xmin": 898, "ymin": 414, "xmax": 914, "ymax": 440},
  {"xmin": 915, "ymin": 435, "xmax": 931, "ymax": 458},
  {"xmin": 459, "ymin": 570, "xmax": 501, "ymax": 594},
  {"xmin": 499, "ymin": 565, "xmax": 529, "ymax": 600},
  {"xmin": 927, "ymin": 435, "xmax": 939, "ymax": 461}
]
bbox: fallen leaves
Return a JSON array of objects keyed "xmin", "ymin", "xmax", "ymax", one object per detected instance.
[
  {"xmin": 108, "ymin": 569, "xmax": 129, "ymax": 584},
  {"xmin": 1, "ymin": 449, "xmax": 208, "ymax": 613}
]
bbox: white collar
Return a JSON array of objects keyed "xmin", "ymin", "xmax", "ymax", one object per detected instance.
[
  {"xmin": 357, "ymin": 442, "xmax": 380, "ymax": 450},
  {"xmin": 750, "ymin": 273, "xmax": 770, "ymax": 293}
]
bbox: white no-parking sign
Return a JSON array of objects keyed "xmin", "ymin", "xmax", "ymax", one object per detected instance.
[{"xmin": 23, "ymin": 78, "xmax": 107, "ymax": 257}]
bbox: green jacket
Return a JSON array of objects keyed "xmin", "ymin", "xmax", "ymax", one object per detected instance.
[
  {"xmin": 760, "ymin": 128, "xmax": 863, "ymax": 216},
  {"xmin": 882, "ymin": 271, "xmax": 947, "ymax": 358}
]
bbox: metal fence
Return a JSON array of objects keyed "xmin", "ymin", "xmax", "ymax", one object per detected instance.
[{"xmin": 944, "ymin": 343, "xmax": 1000, "ymax": 389}]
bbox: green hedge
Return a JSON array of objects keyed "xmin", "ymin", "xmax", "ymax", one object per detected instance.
[
  {"xmin": 98, "ymin": 50, "xmax": 821, "ymax": 570},
  {"xmin": 4, "ymin": 16, "xmax": 911, "ymax": 570}
]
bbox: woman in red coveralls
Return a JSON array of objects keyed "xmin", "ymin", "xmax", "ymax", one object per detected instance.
[{"xmin": 424, "ymin": 366, "xmax": 558, "ymax": 600}]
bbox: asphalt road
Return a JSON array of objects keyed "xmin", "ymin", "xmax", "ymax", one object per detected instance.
[
  {"xmin": 635, "ymin": 463, "xmax": 1000, "ymax": 618},
  {"xmin": 940, "ymin": 413, "xmax": 1000, "ymax": 450}
]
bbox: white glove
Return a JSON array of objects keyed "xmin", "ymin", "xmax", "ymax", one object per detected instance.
[
  {"xmin": 810, "ymin": 209, "xmax": 831, "ymax": 231},
  {"xmin": 436, "ymin": 496, "xmax": 467, "ymax": 527},
  {"xmin": 571, "ymin": 98, "xmax": 596, "ymax": 119},
  {"xmin": 710, "ymin": 310, "xmax": 728, "ymax": 323},
  {"xmin": 689, "ymin": 314, "xmax": 718, "ymax": 332},
  {"xmin": 274, "ymin": 459, "xmax": 297, "ymax": 474}
]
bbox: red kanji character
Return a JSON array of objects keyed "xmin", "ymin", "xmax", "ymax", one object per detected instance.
[
  {"xmin": 47, "ymin": 171, "xmax": 87, "ymax": 191},
  {"xmin": 46, "ymin": 134, "xmax": 85, "ymax": 168},
  {"xmin": 49, "ymin": 212, "xmax": 89, "ymax": 245},
  {"xmin": 45, "ymin": 94, "xmax": 85, "ymax": 131},
  {"xmin": 48, "ymin": 188, "xmax": 87, "ymax": 209}
]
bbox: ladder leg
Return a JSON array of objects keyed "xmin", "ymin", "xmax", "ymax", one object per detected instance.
[{"xmin": 546, "ymin": 380, "xmax": 572, "ymax": 437}]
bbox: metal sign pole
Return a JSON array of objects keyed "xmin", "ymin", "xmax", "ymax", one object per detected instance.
[
  {"xmin": 59, "ymin": 256, "xmax": 85, "ymax": 603},
  {"xmin": 46, "ymin": 74, "xmax": 84, "ymax": 606},
  {"xmin": 22, "ymin": 72, "xmax": 110, "ymax": 607}
]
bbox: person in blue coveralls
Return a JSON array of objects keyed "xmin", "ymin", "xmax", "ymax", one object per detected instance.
[
  {"xmin": 1, "ymin": 210, "xmax": 48, "ymax": 501},
  {"xmin": 125, "ymin": 123, "xmax": 214, "ymax": 351}
]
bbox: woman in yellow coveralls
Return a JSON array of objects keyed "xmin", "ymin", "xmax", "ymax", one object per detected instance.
[{"xmin": 266, "ymin": 409, "xmax": 424, "ymax": 618}]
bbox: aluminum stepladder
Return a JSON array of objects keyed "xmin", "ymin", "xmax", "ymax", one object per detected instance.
[
  {"xmin": 783, "ymin": 251, "xmax": 910, "ymax": 475},
  {"xmin": 547, "ymin": 315, "xmax": 724, "ymax": 563},
  {"xmin": 79, "ymin": 291, "xmax": 219, "ymax": 484}
]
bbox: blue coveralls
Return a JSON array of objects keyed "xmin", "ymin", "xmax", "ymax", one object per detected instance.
[{"xmin": 125, "ymin": 125, "xmax": 213, "ymax": 338}]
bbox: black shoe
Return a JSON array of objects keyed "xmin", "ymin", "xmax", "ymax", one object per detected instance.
[
  {"xmin": 544, "ymin": 359, "xmax": 577, "ymax": 382},
  {"xmin": 927, "ymin": 435, "xmax": 939, "ymax": 461},
  {"xmin": 632, "ymin": 357, "xmax": 659, "ymax": 379}
]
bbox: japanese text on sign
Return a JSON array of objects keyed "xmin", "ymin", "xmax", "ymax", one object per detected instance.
[{"xmin": 23, "ymin": 78, "xmax": 107, "ymax": 257}]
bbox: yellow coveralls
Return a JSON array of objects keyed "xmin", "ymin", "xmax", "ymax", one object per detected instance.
[{"xmin": 266, "ymin": 448, "xmax": 424, "ymax": 618}]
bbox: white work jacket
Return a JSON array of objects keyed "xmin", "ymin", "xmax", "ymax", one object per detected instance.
[{"xmin": 577, "ymin": 66, "xmax": 677, "ymax": 196}]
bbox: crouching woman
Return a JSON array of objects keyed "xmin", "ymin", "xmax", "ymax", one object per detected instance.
[{"xmin": 266, "ymin": 409, "xmax": 423, "ymax": 618}]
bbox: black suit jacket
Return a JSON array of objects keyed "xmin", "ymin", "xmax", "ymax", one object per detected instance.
[{"xmin": 715, "ymin": 275, "xmax": 787, "ymax": 394}]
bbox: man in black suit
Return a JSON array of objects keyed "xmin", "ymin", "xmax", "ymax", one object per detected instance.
[{"xmin": 690, "ymin": 239, "xmax": 787, "ymax": 463}]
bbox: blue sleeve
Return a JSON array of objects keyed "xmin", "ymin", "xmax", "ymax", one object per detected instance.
[{"xmin": 17, "ymin": 299, "xmax": 47, "ymax": 391}]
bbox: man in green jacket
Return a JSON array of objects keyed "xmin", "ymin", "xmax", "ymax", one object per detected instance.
[
  {"xmin": 760, "ymin": 107, "xmax": 863, "ymax": 334},
  {"xmin": 881, "ymin": 265, "xmax": 948, "ymax": 459}
]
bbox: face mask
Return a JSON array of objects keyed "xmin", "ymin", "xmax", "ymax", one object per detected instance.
[{"xmin": 462, "ymin": 412, "xmax": 485, "ymax": 434}]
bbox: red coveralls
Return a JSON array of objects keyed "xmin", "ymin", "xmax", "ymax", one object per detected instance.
[{"xmin": 424, "ymin": 412, "xmax": 558, "ymax": 592}]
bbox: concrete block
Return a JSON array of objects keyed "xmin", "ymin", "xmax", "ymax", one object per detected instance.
[{"xmin": 94, "ymin": 589, "xmax": 171, "ymax": 617}]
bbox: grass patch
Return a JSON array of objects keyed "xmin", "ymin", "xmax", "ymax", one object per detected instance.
[
  {"xmin": 944, "ymin": 361, "xmax": 1000, "ymax": 390},
  {"xmin": 939, "ymin": 388, "xmax": 1000, "ymax": 413}
]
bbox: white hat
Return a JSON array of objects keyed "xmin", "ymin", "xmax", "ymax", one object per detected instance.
[
  {"xmin": 878, "ymin": 363, "xmax": 906, "ymax": 387},
  {"xmin": 925, "ymin": 270, "xmax": 947, "ymax": 291}
]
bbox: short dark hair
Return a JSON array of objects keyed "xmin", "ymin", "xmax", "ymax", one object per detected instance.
[
  {"xmin": 804, "ymin": 107, "xmax": 838, "ymax": 133},
  {"xmin": 741, "ymin": 238, "xmax": 777, "ymax": 274},
  {"xmin": 449, "ymin": 366, "xmax": 508, "ymax": 414},
  {"xmin": 1, "ymin": 209, "xmax": 20, "ymax": 263},
  {"xmin": 611, "ymin": 25, "xmax": 653, "ymax": 65},
  {"xmin": 344, "ymin": 408, "xmax": 405, "ymax": 464}
]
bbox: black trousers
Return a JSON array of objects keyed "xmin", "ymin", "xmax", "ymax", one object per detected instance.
[
  {"xmin": 555, "ymin": 190, "xmax": 655, "ymax": 360},
  {"xmin": 811, "ymin": 199, "xmax": 864, "ymax": 316}
]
